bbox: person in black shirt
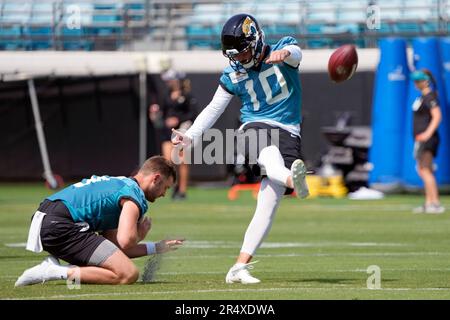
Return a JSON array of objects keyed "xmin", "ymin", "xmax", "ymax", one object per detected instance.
[
  {"xmin": 149, "ymin": 70, "xmax": 197, "ymax": 200},
  {"xmin": 410, "ymin": 69, "xmax": 445, "ymax": 214}
]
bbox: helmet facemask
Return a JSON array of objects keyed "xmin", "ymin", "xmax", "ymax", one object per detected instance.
[{"xmin": 224, "ymin": 44, "xmax": 255, "ymax": 72}]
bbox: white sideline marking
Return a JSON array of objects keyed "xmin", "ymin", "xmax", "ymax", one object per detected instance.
[
  {"xmin": 336, "ymin": 268, "xmax": 450, "ymax": 273},
  {"xmin": 183, "ymin": 241, "xmax": 408, "ymax": 249},
  {"xmin": 163, "ymin": 251, "xmax": 450, "ymax": 260},
  {"xmin": 4, "ymin": 241, "xmax": 408, "ymax": 250},
  {"xmin": 4, "ymin": 243, "xmax": 27, "ymax": 248},
  {"xmin": 5, "ymin": 286, "xmax": 450, "ymax": 300},
  {"xmin": 284, "ymin": 204, "xmax": 416, "ymax": 212},
  {"xmin": 158, "ymin": 267, "xmax": 450, "ymax": 275},
  {"xmin": 146, "ymin": 267, "xmax": 450, "ymax": 277},
  {"xmin": 4, "ymin": 267, "xmax": 450, "ymax": 280},
  {"xmin": 200, "ymin": 203, "xmax": 430, "ymax": 212}
]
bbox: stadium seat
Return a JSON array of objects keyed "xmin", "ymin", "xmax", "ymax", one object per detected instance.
[
  {"xmin": 27, "ymin": 3, "xmax": 54, "ymax": 50},
  {"xmin": 61, "ymin": 26, "xmax": 93, "ymax": 51},
  {"xmin": 90, "ymin": 3, "xmax": 124, "ymax": 49},
  {"xmin": 337, "ymin": 1, "xmax": 366, "ymax": 23},
  {"xmin": 274, "ymin": 2, "xmax": 301, "ymax": 37},
  {"xmin": 60, "ymin": 2, "xmax": 94, "ymax": 50},
  {"xmin": 0, "ymin": 2, "xmax": 32, "ymax": 49},
  {"xmin": 0, "ymin": 25, "xmax": 23, "ymax": 50},
  {"xmin": 394, "ymin": 22, "xmax": 422, "ymax": 34},
  {"xmin": 1, "ymin": 2, "xmax": 31, "ymax": 24},
  {"xmin": 256, "ymin": 2, "xmax": 279, "ymax": 26},
  {"xmin": 0, "ymin": 0, "xmax": 446, "ymax": 51},
  {"xmin": 92, "ymin": 3, "xmax": 123, "ymax": 34},
  {"xmin": 186, "ymin": 24, "xmax": 222, "ymax": 49},
  {"xmin": 422, "ymin": 22, "xmax": 439, "ymax": 33},
  {"xmin": 124, "ymin": 1, "xmax": 145, "ymax": 22},
  {"xmin": 186, "ymin": 4, "xmax": 223, "ymax": 49},
  {"xmin": 306, "ymin": 24, "xmax": 332, "ymax": 48},
  {"xmin": 306, "ymin": 2, "xmax": 337, "ymax": 23}
]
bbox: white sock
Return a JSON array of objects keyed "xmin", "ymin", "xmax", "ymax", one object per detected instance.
[
  {"xmin": 258, "ymin": 145, "xmax": 291, "ymax": 187},
  {"xmin": 240, "ymin": 178, "xmax": 286, "ymax": 256},
  {"xmin": 45, "ymin": 265, "xmax": 69, "ymax": 281}
]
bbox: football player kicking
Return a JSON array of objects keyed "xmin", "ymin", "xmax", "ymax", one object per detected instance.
[
  {"xmin": 172, "ymin": 14, "xmax": 309, "ymax": 284},
  {"xmin": 15, "ymin": 156, "xmax": 184, "ymax": 286}
]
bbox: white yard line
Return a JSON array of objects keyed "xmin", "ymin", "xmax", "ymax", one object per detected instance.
[
  {"xmin": 180, "ymin": 203, "xmax": 443, "ymax": 213},
  {"xmin": 162, "ymin": 251, "xmax": 450, "ymax": 260},
  {"xmin": 183, "ymin": 241, "xmax": 409, "ymax": 249},
  {"xmin": 3, "ymin": 242, "xmax": 27, "ymax": 248},
  {"xmin": 3, "ymin": 267, "xmax": 450, "ymax": 280},
  {"xmin": 4, "ymin": 241, "xmax": 409, "ymax": 249},
  {"xmin": 284, "ymin": 204, "xmax": 416, "ymax": 211},
  {"xmin": 5, "ymin": 286, "xmax": 450, "ymax": 300}
]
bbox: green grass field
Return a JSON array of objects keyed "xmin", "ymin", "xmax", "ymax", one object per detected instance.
[{"xmin": 1, "ymin": 183, "xmax": 450, "ymax": 300}]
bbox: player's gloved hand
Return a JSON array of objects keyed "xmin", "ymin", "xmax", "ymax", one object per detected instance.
[
  {"xmin": 155, "ymin": 238, "xmax": 185, "ymax": 254},
  {"xmin": 171, "ymin": 128, "xmax": 192, "ymax": 148},
  {"xmin": 265, "ymin": 49, "xmax": 291, "ymax": 64}
]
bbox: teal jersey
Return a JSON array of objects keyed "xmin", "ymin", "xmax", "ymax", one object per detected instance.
[
  {"xmin": 220, "ymin": 36, "xmax": 302, "ymax": 126},
  {"xmin": 47, "ymin": 175, "xmax": 148, "ymax": 232}
]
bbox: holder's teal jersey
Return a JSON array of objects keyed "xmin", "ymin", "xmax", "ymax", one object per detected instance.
[
  {"xmin": 220, "ymin": 36, "xmax": 302, "ymax": 126},
  {"xmin": 47, "ymin": 175, "xmax": 148, "ymax": 232}
]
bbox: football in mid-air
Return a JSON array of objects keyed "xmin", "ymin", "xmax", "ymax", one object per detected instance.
[{"xmin": 328, "ymin": 45, "xmax": 358, "ymax": 83}]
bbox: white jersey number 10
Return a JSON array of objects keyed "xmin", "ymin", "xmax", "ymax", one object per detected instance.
[{"xmin": 244, "ymin": 65, "xmax": 289, "ymax": 111}]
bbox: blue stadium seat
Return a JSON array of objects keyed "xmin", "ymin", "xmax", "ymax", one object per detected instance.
[
  {"xmin": 1, "ymin": 2, "xmax": 31, "ymax": 24},
  {"xmin": 186, "ymin": 4, "xmax": 223, "ymax": 49},
  {"xmin": 186, "ymin": 24, "xmax": 222, "ymax": 49},
  {"xmin": 256, "ymin": 3, "xmax": 279, "ymax": 26},
  {"xmin": 304, "ymin": 2, "xmax": 337, "ymax": 48},
  {"xmin": 307, "ymin": 2, "xmax": 337, "ymax": 23},
  {"xmin": 61, "ymin": 26, "xmax": 93, "ymax": 51},
  {"xmin": 394, "ymin": 22, "xmax": 421, "ymax": 34},
  {"xmin": 92, "ymin": 2, "xmax": 124, "ymax": 37},
  {"xmin": 124, "ymin": 1, "xmax": 145, "ymax": 22},
  {"xmin": 27, "ymin": 3, "xmax": 54, "ymax": 50},
  {"xmin": 377, "ymin": 22, "xmax": 394, "ymax": 34},
  {"xmin": 26, "ymin": 26, "xmax": 53, "ymax": 50},
  {"xmin": 0, "ymin": 2, "xmax": 31, "ymax": 49},
  {"xmin": 305, "ymin": 24, "xmax": 332, "ymax": 48},
  {"xmin": 0, "ymin": 25, "xmax": 23, "ymax": 50},
  {"xmin": 61, "ymin": 2, "xmax": 94, "ymax": 50},
  {"xmin": 422, "ymin": 22, "xmax": 439, "ymax": 33},
  {"xmin": 378, "ymin": 0, "xmax": 403, "ymax": 21},
  {"xmin": 29, "ymin": 3, "xmax": 53, "ymax": 24},
  {"xmin": 0, "ymin": 0, "xmax": 444, "ymax": 51},
  {"xmin": 274, "ymin": 2, "xmax": 301, "ymax": 37}
]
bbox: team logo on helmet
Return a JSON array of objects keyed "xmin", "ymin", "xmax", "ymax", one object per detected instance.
[{"xmin": 242, "ymin": 16, "xmax": 257, "ymax": 37}]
